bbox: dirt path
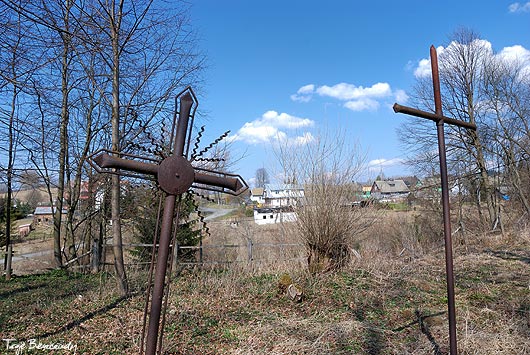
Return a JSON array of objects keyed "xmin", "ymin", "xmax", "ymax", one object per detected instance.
[
  {"xmin": 9, "ymin": 237, "xmax": 55, "ymax": 275},
  {"xmin": 199, "ymin": 206, "xmax": 235, "ymax": 221}
]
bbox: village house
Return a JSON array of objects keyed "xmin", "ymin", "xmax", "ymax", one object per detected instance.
[
  {"xmin": 263, "ymin": 184, "xmax": 304, "ymax": 207},
  {"xmin": 33, "ymin": 206, "xmax": 68, "ymax": 225},
  {"xmin": 249, "ymin": 187, "xmax": 265, "ymax": 206},
  {"xmin": 253, "ymin": 206, "xmax": 297, "ymax": 225},
  {"xmin": 370, "ymin": 179, "xmax": 410, "ymax": 201}
]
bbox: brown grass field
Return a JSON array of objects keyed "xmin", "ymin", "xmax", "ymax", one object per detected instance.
[{"xmin": 1, "ymin": 208, "xmax": 529, "ymax": 354}]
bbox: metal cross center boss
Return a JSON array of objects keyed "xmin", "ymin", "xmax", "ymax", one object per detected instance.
[{"xmin": 89, "ymin": 87, "xmax": 247, "ymax": 355}]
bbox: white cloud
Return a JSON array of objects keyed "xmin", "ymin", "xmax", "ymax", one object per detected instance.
[
  {"xmin": 394, "ymin": 89, "xmax": 409, "ymax": 103},
  {"xmin": 509, "ymin": 2, "xmax": 530, "ymax": 13},
  {"xmin": 413, "ymin": 46, "xmax": 445, "ymax": 78},
  {"xmin": 368, "ymin": 158, "xmax": 405, "ymax": 167},
  {"xmin": 229, "ymin": 111, "xmax": 314, "ymax": 145},
  {"xmin": 289, "ymin": 132, "xmax": 315, "ymax": 146},
  {"xmin": 297, "ymin": 84, "xmax": 315, "ymax": 94},
  {"xmin": 497, "ymin": 45, "xmax": 530, "ymax": 79},
  {"xmin": 316, "ymin": 82, "xmax": 391, "ymax": 100},
  {"xmin": 261, "ymin": 110, "xmax": 314, "ymax": 129},
  {"xmin": 411, "ymin": 40, "xmax": 530, "ymax": 81},
  {"xmin": 344, "ymin": 98, "xmax": 379, "ymax": 111},
  {"xmin": 414, "ymin": 58, "xmax": 431, "ymax": 78},
  {"xmin": 498, "ymin": 44, "xmax": 530, "ymax": 63},
  {"xmin": 291, "ymin": 82, "xmax": 407, "ymax": 111},
  {"xmin": 290, "ymin": 84, "xmax": 315, "ymax": 102}
]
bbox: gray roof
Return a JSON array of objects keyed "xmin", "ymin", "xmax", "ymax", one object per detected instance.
[
  {"xmin": 264, "ymin": 184, "xmax": 304, "ymax": 191},
  {"xmin": 372, "ymin": 180, "xmax": 409, "ymax": 194},
  {"xmin": 34, "ymin": 206, "xmax": 67, "ymax": 215}
]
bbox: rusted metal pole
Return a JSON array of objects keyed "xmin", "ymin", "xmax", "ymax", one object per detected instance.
[
  {"xmin": 145, "ymin": 195, "xmax": 176, "ymax": 355},
  {"xmin": 145, "ymin": 93, "xmax": 193, "ymax": 355},
  {"xmin": 430, "ymin": 45, "xmax": 458, "ymax": 355},
  {"xmin": 5, "ymin": 244, "xmax": 12, "ymax": 281}
]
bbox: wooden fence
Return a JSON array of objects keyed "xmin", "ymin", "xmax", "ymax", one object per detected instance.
[{"xmin": 103, "ymin": 240, "xmax": 306, "ymax": 267}]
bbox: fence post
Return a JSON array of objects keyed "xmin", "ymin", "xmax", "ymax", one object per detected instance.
[
  {"xmin": 91, "ymin": 239, "xmax": 100, "ymax": 273},
  {"xmin": 247, "ymin": 239, "xmax": 253, "ymax": 262},
  {"xmin": 199, "ymin": 238, "xmax": 203, "ymax": 264},
  {"xmin": 172, "ymin": 242, "xmax": 178, "ymax": 270},
  {"xmin": 6, "ymin": 244, "xmax": 13, "ymax": 280}
]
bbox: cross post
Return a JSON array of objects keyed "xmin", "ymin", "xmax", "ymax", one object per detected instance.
[
  {"xmin": 89, "ymin": 88, "xmax": 247, "ymax": 355},
  {"xmin": 393, "ymin": 45, "xmax": 477, "ymax": 355}
]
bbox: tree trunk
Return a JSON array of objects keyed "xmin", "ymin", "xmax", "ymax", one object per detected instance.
[
  {"xmin": 4, "ymin": 80, "xmax": 16, "ymax": 270},
  {"xmin": 470, "ymin": 129, "xmax": 497, "ymax": 230},
  {"xmin": 111, "ymin": 3, "xmax": 128, "ymax": 295},
  {"xmin": 53, "ymin": 0, "xmax": 75, "ymax": 268}
]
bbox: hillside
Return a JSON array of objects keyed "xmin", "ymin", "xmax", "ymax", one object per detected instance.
[{"xmin": 1, "ymin": 234, "xmax": 528, "ymax": 354}]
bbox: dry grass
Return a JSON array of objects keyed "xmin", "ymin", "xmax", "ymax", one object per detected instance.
[{"xmin": 1, "ymin": 211, "xmax": 529, "ymax": 354}]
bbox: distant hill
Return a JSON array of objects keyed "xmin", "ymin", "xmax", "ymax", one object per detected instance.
[{"xmin": 1, "ymin": 187, "xmax": 57, "ymax": 206}]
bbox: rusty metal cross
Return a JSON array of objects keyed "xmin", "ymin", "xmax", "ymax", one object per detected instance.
[
  {"xmin": 89, "ymin": 87, "xmax": 247, "ymax": 355},
  {"xmin": 394, "ymin": 45, "xmax": 477, "ymax": 355}
]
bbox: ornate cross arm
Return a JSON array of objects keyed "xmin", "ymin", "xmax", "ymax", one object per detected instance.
[{"xmin": 90, "ymin": 152, "xmax": 247, "ymax": 196}]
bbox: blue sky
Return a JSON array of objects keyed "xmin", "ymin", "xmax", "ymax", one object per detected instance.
[{"xmin": 189, "ymin": 1, "xmax": 530, "ymax": 187}]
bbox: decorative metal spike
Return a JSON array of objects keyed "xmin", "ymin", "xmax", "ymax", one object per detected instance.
[
  {"xmin": 196, "ymin": 130, "xmax": 230, "ymax": 158},
  {"xmin": 191, "ymin": 125, "xmax": 205, "ymax": 159},
  {"xmin": 193, "ymin": 157, "xmax": 226, "ymax": 163},
  {"xmin": 196, "ymin": 208, "xmax": 210, "ymax": 238},
  {"xmin": 188, "ymin": 193, "xmax": 211, "ymax": 239},
  {"xmin": 191, "ymin": 190, "xmax": 216, "ymax": 203}
]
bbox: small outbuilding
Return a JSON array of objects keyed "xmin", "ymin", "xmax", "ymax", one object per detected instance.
[{"xmin": 33, "ymin": 206, "xmax": 67, "ymax": 225}]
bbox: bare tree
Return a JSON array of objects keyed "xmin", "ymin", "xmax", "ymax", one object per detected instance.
[
  {"xmin": 275, "ymin": 129, "xmax": 374, "ymax": 272},
  {"xmin": 398, "ymin": 28, "xmax": 499, "ymax": 230},
  {"xmin": 255, "ymin": 168, "xmax": 269, "ymax": 188},
  {"xmin": 84, "ymin": 0, "xmax": 205, "ymax": 294},
  {"xmin": 481, "ymin": 51, "xmax": 530, "ymax": 218},
  {"xmin": 0, "ymin": 3, "xmax": 37, "ymax": 265},
  {"xmin": 0, "ymin": 0, "xmax": 204, "ymax": 289}
]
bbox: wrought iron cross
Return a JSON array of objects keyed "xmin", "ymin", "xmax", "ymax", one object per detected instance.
[
  {"xmin": 89, "ymin": 87, "xmax": 247, "ymax": 355},
  {"xmin": 394, "ymin": 45, "xmax": 477, "ymax": 355}
]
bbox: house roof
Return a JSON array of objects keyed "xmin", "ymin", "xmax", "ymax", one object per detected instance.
[
  {"xmin": 34, "ymin": 206, "xmax": 67, "ymax": 215},
  {"xmin": 395, "ymin": 176, "xmax": 420, "ymax": 189},
  {"xmin": 264, "ymin": 183, "xmax": 304, "ymax": 191},
  {"xmin": 250, "ymin": 187, "xmax": 264, "ymax": 196},
  {"xmin": 372, "ymin": 180, "xmax": 409, "ymax": 194}
]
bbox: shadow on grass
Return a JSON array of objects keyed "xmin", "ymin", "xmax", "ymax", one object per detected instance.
[
  {"xmin": 352, "ymin": 306, "xmax": 387, "ymax": 354},
  {"xmin": 0, "ymin": 283, "xmax": 48, "ymax": 299},
  {"xmin": 393, "ymin": 310, "xmax": 446, "ymax": 355},
  {"xmin": 19, "ymin": 292, "xmax": 138, "ymax": 341},
  {"xmin": 485, "ymin": 249, "xmax": 530, "ymax": 264},
  {"xmin": 363, "ymin": 323, "xmax": 385, "ymax": 355}
]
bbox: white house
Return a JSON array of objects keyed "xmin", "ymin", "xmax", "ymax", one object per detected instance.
[
  {"xmin": 249, "ymin": 187, "xmax": 265, "ymax": 206},
  {"xmin": 263, "ymin": 184, "xmax": 304, "ymax": 208},
  {"xmin": 253, "ymin": 207, "xmax": 297, "ymax": 225}
]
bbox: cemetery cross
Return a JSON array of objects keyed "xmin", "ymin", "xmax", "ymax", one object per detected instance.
[
  {"xmin": 89, "ymin": 87, "xmax": 247, "ymax": 355},
  {"xmin": 393, "ymin": 45, "xmax": 477, "ymax": 355}
]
